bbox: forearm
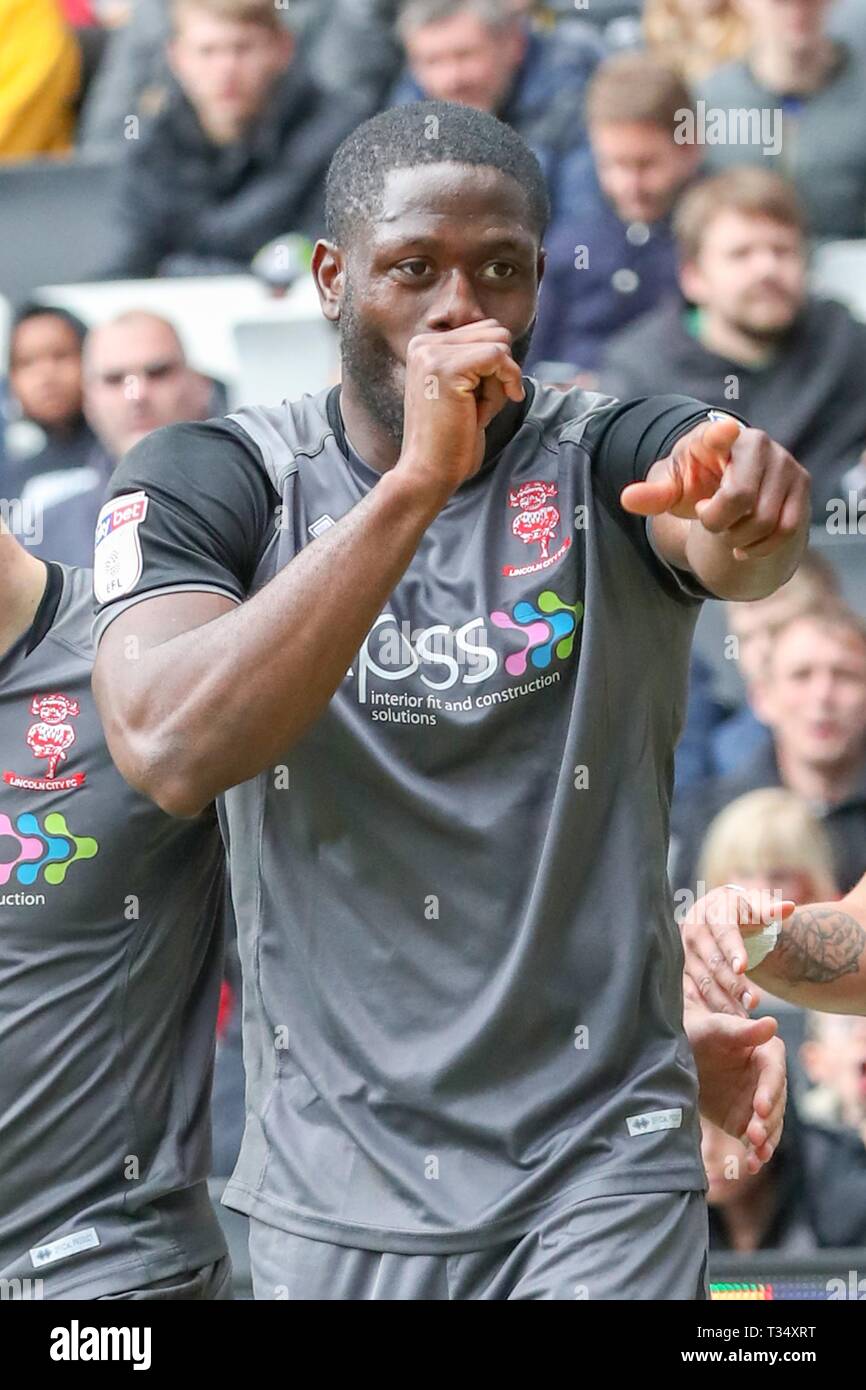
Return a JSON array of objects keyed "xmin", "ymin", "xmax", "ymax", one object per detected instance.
[
  {"xmin": 96, "ymin": 469, "xmax": 443, "ymax": 815},
  {"xmin": 748, "ymin": 897, "xmax": 866, "ymax": 1013}
]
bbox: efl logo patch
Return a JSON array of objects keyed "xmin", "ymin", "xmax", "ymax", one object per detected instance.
[
  {"xmin": 94, "ymin": 491, "xmax": 149, "ymax": 605},
  {"xmin": 3, "ymin": 692, "xmax": 85, "ymax": 792},
  {"xmin": 502, "ymin": 479, "xmax": 572, "ymax": 578}
]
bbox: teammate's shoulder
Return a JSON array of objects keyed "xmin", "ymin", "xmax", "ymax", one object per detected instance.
[
  {"xmin": 40, "ymin": 564, "xmax": 95, "ymax": 662},
  {"xmin": 526, "ymin": 378, "xmax": 619, "ymax": 447}
]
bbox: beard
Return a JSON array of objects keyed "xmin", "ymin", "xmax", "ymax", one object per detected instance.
[
  {"xmin": 339, "ymin": 278, "xmax": 537, "ymax": 447},
  {"xmin": 727, "ymin": 287, "xmax": 800, "ymax": 346}
]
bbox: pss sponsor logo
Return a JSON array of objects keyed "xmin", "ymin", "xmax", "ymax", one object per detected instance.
[
  {"xmin": 355, "ymin": 614, "xmax": 497, "ymax": 705},
  {"xmin": 352, "ymin": 590, "xmax": 583, "ymax": 711}
]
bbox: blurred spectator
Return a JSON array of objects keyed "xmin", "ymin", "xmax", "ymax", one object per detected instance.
[
  {"xmin": 698, "ymin": 0, "xmax": 866, "ymax": 239},
  {"xmin": 100, "ymin": 0, "xmax": 362, "ymax": 277},
  {"xmin": 78, "ymin": 0, "xmax": 309, "ymax": 154},
  {"xmin": 717, "ymin": 555, "xmax": 841, "ymax": 773},
  {"xmin": 703, "ymin": 1107, "xmax": 866, "ymax": 1249},
  {"xmin": 703, "ymin": 1119, "xmax": 817, "ymax": 1251},
  {"xmin": 28, "ymin": 311, "xmax": 213, "ymax": 565},
  {"xmin": 1, "ymin": 305, "xmax": 101, "ymax": 505},
  {"xmin": 600, "ymin": 168, "xmax": 866, "ymax": 520},
  {"xmin": 676, "ymin": 552, "xmax": 841, "ymax": 788},
  {"xmin": 694, "ymin": 785, "xmax": 839, "ymax": 1081},
  {"xmin": 82, "ymin": 311, "xmax": 212, "ymax": 458},
  {"xmin": 696, "ymin": 785, "xmax": 839, "ymax": 908},
  {"xmin": 389, "ymin": 0, "xmax": 601, "ymax": 222},
  {"xmin": 529, "ymin": 54, "xmax": 701, "ymax": 375},
  {"xmin": 800, "ymin": 1013, "xmax": 866, "ymax": 1147},
  {"xmin": 644, "ymin": 0, "xmax": 749, "ymax": 84},
  {"xmin": 0, "ymin": 0, "xmax": 81, "ymax": 161},
  {"xmin": 672, "ymin": 603, "xmax": 866, "ymax": 898}
]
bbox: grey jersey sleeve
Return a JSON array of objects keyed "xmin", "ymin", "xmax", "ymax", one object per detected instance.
[{"xmin": 91, "ymin": 417, "xmax": 277, "ymax": 644}]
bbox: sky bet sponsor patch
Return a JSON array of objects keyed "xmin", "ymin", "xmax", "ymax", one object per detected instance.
[{"xmin": 93, "ymin": 491, "xmax": 149, "ymax": 605}]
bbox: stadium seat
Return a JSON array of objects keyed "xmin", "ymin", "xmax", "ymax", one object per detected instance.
[
  {"xmin": 29, "ymin": 273, "xmax": 327, "ymax": 397},
  {"xmin": 0, "ymin": 158, "xmax": 117, "ymax": 306},
  {"xmin": 233, "ymin": 318, "xmax": 340, "ymax": 409}
]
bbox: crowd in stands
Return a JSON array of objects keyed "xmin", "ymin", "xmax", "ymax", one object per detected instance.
[{"xmin": 3, "ymin": 0, "xmax": 866, "ymax": 1260}]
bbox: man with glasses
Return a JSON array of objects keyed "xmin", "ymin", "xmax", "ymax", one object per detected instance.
[{"xmin": 28, "ymin": 312, "xmax": 213, "ymax": 567}]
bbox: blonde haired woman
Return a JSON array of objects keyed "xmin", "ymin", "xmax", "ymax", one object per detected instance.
[
  {"xmin": 697, "ymin": 787, "xmax": 840, "ymax": 912},
  {"xmin": 644, "ymin": 0, "xmax": 749, "ymax": 85}
]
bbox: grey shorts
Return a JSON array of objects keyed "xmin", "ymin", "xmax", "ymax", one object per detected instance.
[
  {"xmin": 97, "ymin": 1254, "xmax": 234, "ymax": 1301},
  {"xmin": 249, "ymin": 1191, "xmax": 709, "ymax": 1301}
]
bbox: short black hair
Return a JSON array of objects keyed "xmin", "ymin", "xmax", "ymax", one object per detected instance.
[
  {"xmin": 11, "ymin": 301, "xmax": 88, "ymax": 341},
  {"xmin": 325, "ymin": 100, "xmax": 551, "ymax": 248}
]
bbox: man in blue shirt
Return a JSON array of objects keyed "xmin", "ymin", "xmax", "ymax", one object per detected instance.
[{"xmin": 529, "ymin": 52, "xmax": 702, "ymax": 376}]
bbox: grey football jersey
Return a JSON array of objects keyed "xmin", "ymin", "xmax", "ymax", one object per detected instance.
[
  {"xmin": 92, "ymin": 381, "xmax": 726, "ymax": 1253},
  {"xmin": 0, "ymin": 565, "xmax": 226, "ymax": 1297}
]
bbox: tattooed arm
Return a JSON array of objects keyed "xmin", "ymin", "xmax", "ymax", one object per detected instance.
[
  {"xmin": 681, "ymin": 884, "xmax": 866, "ymax": 1017},
  {"xmin": 748, "ymin": 900, "xmax": 866, "ymax": 1013}
]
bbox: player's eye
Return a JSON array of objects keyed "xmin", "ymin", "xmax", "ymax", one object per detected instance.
[
  {"xmin": 396, "ymin": 259, "xmax": 432, "ymax": 278},
  {"xmin": 480, "ymin": 262, "xmax": 516, "ymax": 280}
]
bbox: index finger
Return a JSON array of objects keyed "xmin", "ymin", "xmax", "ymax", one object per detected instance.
[{"xmin": 693, "ymin": 427, "xmax": 770, "ymax": 532}]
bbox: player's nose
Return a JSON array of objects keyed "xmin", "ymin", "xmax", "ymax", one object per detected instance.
[{"xmin": 424, "ymin": 269, "xmax": 488, "ymax": 332}]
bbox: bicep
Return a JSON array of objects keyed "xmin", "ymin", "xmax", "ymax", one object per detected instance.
[{"xmin": 93, "ymin": 590, "xmax": 238, "ymax": 719}]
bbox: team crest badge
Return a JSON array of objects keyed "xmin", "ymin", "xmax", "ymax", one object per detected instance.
[
  {"xmin": 502, "ymin": 480, "xmax": 572, "ymax": 578},
  {"xmin": 3, "ymin": 693, "xmax": 86, "ymax": 792}
]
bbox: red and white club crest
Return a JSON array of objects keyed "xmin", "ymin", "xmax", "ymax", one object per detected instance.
[
  {"xmin": 502, "ymin": 479, "xmax": 572, "ymax": 579},
  {"xmin": 2, "ymin": 692, "xmax": 86, "ymax": 792}
]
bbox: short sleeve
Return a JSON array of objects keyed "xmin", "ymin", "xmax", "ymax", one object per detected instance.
[
  {"xmin": 92, "ymin": 418, "xmax": 276, "ymax": 646},
  {"xmin": 580, "ymin": 394, "xmax": 748, "ymax": 605}
]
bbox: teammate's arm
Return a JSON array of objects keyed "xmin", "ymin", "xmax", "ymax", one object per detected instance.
[
  {"xmin": 622, "ymin": 418, "xmax": 811, "ymax": 600},
  {"xmin": 681, "ymin": 883, "xmax": 866, "ymax": 1016},
  {"xmin": 93, "ymin": 321, "xmax": 523, "ymax": 818}
]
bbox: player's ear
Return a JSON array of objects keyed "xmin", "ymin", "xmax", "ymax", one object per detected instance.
[
  {"xmin": 312, "ymin": 241, "xmax": 344, "ymax": 325},
  {"xmin": 536, "ymin": 245, "xmax": 546, "ymax": 288}
]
